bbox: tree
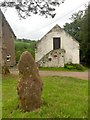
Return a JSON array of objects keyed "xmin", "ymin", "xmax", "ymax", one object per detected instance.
[
  {"xmin": 64, "ymin": 10, "xmax": 83, "ymax": 42},
  {"xmin": 79, "ymin": 5, "xmax": 89, "ymax": 65},
  {"xmin": 0, "ymin": 0, "xmax": 65, "ymax": 18},
  {"xmin": 64, "ymin": 5, "xmax": 89, "ymax": 66},
  {"xmin": 15, "ymin": 40, "xmax": 35, "ymax": 62}
]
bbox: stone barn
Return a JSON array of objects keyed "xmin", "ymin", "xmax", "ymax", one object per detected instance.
[
  {"xmin": 0, "ymin": 9, "xmax": 16, "ymax": 66},
  {"xmin": 35, "ymin": 24, "xmax": 80, "ymax": 67}
]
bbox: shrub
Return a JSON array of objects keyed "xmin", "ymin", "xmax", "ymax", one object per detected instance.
[
  {"xmin": 65, "ymin": 65, "xmax": 74, "ymax": 69},
  {"xmin": 73, "ymin": 64, "xmax": 86, "ymax": 71},
  {"xmin": 64, "ymin": 63, "xmax": 86, "ymax": 71}
]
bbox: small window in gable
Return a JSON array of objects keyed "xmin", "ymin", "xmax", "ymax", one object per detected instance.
[
  {"xmin": 6, "ymin": 54, "xmax": 11, "ymax": 62},
  {"xmin": 53, "ymin": 37, "xmax": 61, "ymax": 50}
]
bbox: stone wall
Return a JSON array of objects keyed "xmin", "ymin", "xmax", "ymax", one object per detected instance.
[
  {"xmin": 38, "ymin": 49, "xmax": 65, "ymax": 67},
  {"xmin": 0, "ymin": 10, "xmax": 2, "ymax": 67},
  {"xmin": 0, "ymin": 10, "xmax": 16, "ymax": 66}
]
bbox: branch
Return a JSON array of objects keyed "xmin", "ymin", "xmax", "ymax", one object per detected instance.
[{"xmin": 0, "ymin": 0, "xmax": 65, "ymax": 19}]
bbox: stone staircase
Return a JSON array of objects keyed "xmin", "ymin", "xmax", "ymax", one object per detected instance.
[{"xmin": 37, "ymin": 49, "xmax": 65, "ymax": 67}]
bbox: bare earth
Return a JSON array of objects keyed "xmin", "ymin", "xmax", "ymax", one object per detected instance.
[{"xmin": 10, "ymin": 68, "xmax": 88, "ymax": 80}]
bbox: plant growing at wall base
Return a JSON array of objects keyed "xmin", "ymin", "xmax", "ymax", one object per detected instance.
[{"xmin": 64, "ymin": 63, "xmax": 86, "ymax": 71}]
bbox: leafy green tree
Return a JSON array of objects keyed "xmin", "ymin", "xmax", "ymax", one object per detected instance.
[
  {"xmin": 79, "ymin": 5, "xmax": 89, "ymax": 65},
  {"xmin": 64, "ymin": 10, "xmax": 83, "ymax": 42},
  {"xmin": 15, "ymin": 40, "xmax": 36, "ymax": 63},
  {"xmin": 64, "ymin": 5, "xmax": 89, "ymax": 66}
]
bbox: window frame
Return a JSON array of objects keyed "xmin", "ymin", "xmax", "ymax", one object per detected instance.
[{"xmin": 53, "ymin": 37, "xmax": 61, "ymax": 50}]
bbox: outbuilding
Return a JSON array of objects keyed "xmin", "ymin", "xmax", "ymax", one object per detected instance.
[{"xmin": 35, "ymin": 24, "xmax": 80, "ymax": 67}]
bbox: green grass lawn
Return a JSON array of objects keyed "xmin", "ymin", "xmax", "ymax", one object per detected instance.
[
  {"xmin": 2, "ymin": 74, "xmax": 88, "ymax": 118},
  {"xmin": 39, "ymin": 67, "xmax": 87, "ymax": 72}
]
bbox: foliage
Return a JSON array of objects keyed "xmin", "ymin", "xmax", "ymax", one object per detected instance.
[
  {"xmin": 64, "ymin": 63, "xmax": 86, "ymax": 71},
  {"xmin": 64, "ymin": 11, "xmax": 83, "ymax": 41},
  {"xmin": 0, "ymin": 0, "xmax": 65, "ymax": 18},
  {"xmin": 80, "ymin": 5, "xmax": 89, "ymax": 66},
  {"xmin": 15, "ymin": 40, "xmax": 36, "ymax": 63},
  {"xmin": 64, "ymin": 5, "xmax": 89, "ymax": 66},
  {"xmin": 2, "ymin": 75, "xmax": 88, "ymax": 118}
]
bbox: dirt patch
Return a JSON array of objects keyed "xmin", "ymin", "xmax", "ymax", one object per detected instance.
[
  {"xmin": 39, "ymin": 71, "xmax": 88, "ymax": 80},
  {"xmin": 10, "ymin": 68, "xmax": 88, "ymax": 80}
]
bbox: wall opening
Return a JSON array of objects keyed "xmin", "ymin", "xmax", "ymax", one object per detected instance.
[
  {"xmin": 6, "ymin": 54, "xmax": 11, "ymax": 62},
  {"xmin": 53, "ymin": 37, "xmax": 61, "ymax": 50},
  {"xmin": 48, "ymin": 58, "xmax": 52, "ymax": 61}
]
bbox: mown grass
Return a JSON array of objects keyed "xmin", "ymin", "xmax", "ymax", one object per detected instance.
[
  {"xmin": 2, "ymin": 74, "xmax": 88, "ymax": 118},
  {"xmin": 39, "ymin": 67, "xmax": 87, "ymax": 72}
]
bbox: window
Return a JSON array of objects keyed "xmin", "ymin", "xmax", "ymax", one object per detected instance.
[
  {"xmin": 53, "ymin": 37, "xmax": 61, "ymax": 50},
  {"xmin": 6, "ymin": 54, "xmax": 11, "ymax": 62}
]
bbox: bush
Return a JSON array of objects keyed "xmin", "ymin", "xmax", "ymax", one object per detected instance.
[
  {"xmin": 64, "ymin": 63, "xmax": 86, "ymax": 71},
  {"xmin": 73, "ymin": 64, "xmax": 86, "ymax": 71},
  {"xmin": 64, "ymin": 65, "xmax": 75, "ymax": 69}
]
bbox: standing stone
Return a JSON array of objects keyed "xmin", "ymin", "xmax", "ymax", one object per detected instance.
[{"xmin": 17, "ymin": 51, "xmax": 43, "ymax": 112}]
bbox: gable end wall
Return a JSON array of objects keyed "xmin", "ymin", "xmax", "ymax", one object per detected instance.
[{"xmin": 35, "ymin": 26, "xmax": 79, "ymax": 65}]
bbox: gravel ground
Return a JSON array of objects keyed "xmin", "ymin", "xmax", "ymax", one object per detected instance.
[{"xmin": 10, "ymin": 68, "xmax": 88, "ymax": 80}]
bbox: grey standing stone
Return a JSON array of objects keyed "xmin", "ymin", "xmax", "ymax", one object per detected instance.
[{"xmin": 17, "ymin": 51, "xmax": 43, "ymax": 112}]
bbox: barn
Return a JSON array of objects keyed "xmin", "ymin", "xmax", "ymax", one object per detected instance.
[
  {"xmin": 35, "ymin": 24, "xmax": 80, "ymax": 67},
  {"xmin": 0, "ymin": 9, "xmax": 16, "ymax": 66}
]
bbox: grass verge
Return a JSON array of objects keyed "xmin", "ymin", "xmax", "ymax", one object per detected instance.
[{"xmin": 39, "ymin": 67, "xmax": 87, "ymax": 72}]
